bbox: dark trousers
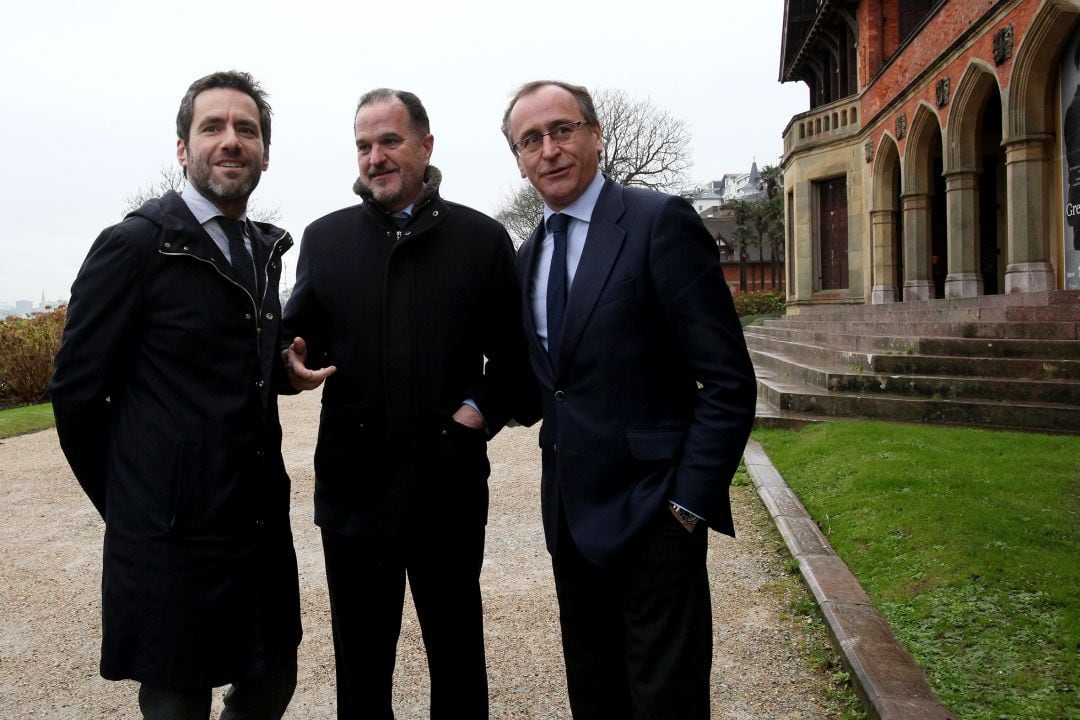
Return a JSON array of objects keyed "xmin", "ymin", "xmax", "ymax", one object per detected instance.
[
  {"xmin": 321, "ymin": 525, "xmax": 488, "ymax": 719},
  {"xmin": 137, "ymin": 664, "xmax": 297, "ymax": 720},
  {"xmin": 552, "ymin": 506, "xmax": 712, "ymax": 720}
]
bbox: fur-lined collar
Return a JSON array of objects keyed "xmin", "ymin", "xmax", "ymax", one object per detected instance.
[{"xmin": 353, "ymin": 164, "xmax": 442, "ymax": 213}]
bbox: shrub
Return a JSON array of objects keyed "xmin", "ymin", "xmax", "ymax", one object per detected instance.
[
  {"xmin": 732, "ymin": 290, "xmax": 785, "ymax": 318},
  {"xmin": 0, "ymin": 306, "xmax": 66, "ymax": 405}
]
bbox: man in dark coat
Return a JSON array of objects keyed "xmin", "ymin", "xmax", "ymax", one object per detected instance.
[
  {"xmin": 282, "ymin": 88, "xmax": 535, "ymax": 719},
  {"xmin": 49, "ymin": 70, "xmax": 301, "ymax": 720},
  {"xmin": 502, "ymin": 80, "xmax": 757, "ymax": 720}
]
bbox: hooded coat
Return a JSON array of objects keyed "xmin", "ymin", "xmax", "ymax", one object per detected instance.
[{"xmin": 49, "ymin": 190, "xmax": 302, "ymax": 689}]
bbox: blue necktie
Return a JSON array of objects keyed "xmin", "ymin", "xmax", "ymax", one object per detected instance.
[
  {"xmin": 546, "ymin": 213, "xmax": 570, "ymax": 372},
  {"xmin": 221, "ymin": 217, "xmax": 258, "ymax": 299}
]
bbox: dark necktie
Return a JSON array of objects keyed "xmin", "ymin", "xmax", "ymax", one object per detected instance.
[
  {"xmin": 221, "ymin": 217, "xmax": 258, "ymax": 299},
  {"xmin": 546, "ymin": 213, "xmax": 570, "ymax": 372},
  {"xmin": 389, "ymin": 210, "xmax": 410, "ymax": 229}
]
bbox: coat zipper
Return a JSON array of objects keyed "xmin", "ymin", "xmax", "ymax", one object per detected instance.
[{"xmin": 159, "ymin": 229, "xmax": 292, "ymax": 361}]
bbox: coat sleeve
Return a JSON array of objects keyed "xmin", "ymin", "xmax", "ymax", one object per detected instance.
[
  {"xmin": 648, "ymin": 195, "xmax": 757, "ymax": 525},
  {"xmin": 468, "ymin": 228, "xmax": 542, "ymax": 434},
  {"xmin": 281, "ymin": 226, "xmax": 332, "ymax": 380},
  {"xmin": 49, "ymin": 222, "xmax": 150, "ymax": 518}
]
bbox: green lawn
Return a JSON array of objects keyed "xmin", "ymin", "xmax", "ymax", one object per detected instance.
[
  {"xmin": 0, "ymin": 402, "xmax": 54, "ymax": 439},
  {"xmin": 753, "ymin": 421, "xmax": 1080, "ymax": 720}
]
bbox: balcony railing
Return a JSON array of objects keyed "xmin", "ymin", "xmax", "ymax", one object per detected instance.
[{"xmin": 783, "ymin": 97, "xmax": 862, "ymax": 157}]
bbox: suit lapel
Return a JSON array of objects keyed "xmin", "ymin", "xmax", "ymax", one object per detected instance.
[{"xmin": 557, "ymin": 180, "xmax": 626, "ymax": 371}]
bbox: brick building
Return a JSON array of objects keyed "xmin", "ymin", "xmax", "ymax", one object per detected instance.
[
  {"xmin": 779, "ymin": 0, "xmax": 1080, "ymax": 307},
  {"xmin": 700, "ymin": 207, "xmax": 784, "ymax": 292}
]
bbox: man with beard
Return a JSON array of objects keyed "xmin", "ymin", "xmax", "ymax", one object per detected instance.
[
  {"xmin": 281, "ymin": 88, "xmax": 535, "ymax": 718},
  {"xmin": 50, "ymin": 70, "xmax": 301, "ymax": 720}
]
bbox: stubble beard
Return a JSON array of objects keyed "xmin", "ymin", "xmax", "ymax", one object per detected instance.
[
  {"xmin": 189, "ymin": 153, "xmax": 262, "ymax": 205},
  {"xmin": 355, "ymin": 167, "xmax": 405, "ymax": 210}
]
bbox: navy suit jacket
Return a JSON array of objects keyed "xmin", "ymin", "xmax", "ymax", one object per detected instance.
[{"xmin": 518, "ymin": 178, "xmax": 757, "ymax": 567}]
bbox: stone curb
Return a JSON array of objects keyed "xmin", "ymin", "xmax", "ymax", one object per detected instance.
[{"xmin": 743, "ymin": 439, "xmax": 956, "ymax": 720}]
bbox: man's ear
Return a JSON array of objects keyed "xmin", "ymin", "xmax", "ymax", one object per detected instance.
[{"xmin": 176, "ymin": 138, "xmax": 188, "ymax": 170}]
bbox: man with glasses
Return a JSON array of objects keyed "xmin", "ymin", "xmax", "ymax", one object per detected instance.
[
  {"xmin": 501, "ymin": 80, "xmax": 756, "ymax": 719},
  {"xmin": 282, "ymin": 88, "xmax": 535, "ymax": 718}
]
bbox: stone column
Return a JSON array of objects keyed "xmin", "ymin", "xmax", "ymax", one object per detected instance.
[
  {"xmin": 943, "ymin": 168, "xmax": 983, "ymax": 298},
  {"xmin": 870, "ymin": 208, "xmax": 899, "ymax": 303},
  {"xmin": 1003, "ymin": 134, "xmax": 1055, "ymax": 293},
  {"xmin": 901, "ymin": 192, "xmax": 933, "ymax": 301}
]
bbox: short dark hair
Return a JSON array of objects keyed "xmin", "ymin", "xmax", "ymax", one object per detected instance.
[
  {"xmin": 356, "ymin": 88, "xmax": 430, "ymax": 136},
  {"xmin": 501, "ymin": 80, "xmax": 599, "ymax": 152},
  {"xmin": 176, "ymin": 70, "xmax": 272, "ymax": 150}
]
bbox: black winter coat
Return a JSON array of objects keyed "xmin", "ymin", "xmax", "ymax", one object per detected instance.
[
  {"xmin": 49, "ymin": 191, "xmax": 302, "ymax": 689},
  {"xmin": 283, "ymin": 180, "xmax": 536, "ymax": 547}
]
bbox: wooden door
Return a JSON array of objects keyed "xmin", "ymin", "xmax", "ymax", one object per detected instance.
[{"xmin": 819, "ymin": 177, "xmax": 848, "ymax": 290}]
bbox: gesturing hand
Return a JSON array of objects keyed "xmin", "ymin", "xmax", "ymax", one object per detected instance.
[{"xmin": 282, "ymin": 337, "xmax": 336, "ymax": 391}]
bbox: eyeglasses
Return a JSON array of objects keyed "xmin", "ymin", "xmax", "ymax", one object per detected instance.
[{"xmin": 512, "ymin": 121, "xmax": 590, "ymax": 157}]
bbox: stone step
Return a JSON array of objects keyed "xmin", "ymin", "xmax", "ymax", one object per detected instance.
[
  {"xmin": 744, "ymin": 333, "xmax": 1080, "ymax": 378},
  {"xmin": 751, "ymin": 291, "xmax": 1080, "ymax": 432},
  {"xmin": 764, "ymin": 318, "xmax": 1078, "ymax": 341},
  {"xmin": 790, "ymin": 290, "xmax": 1080, "ymax": 318},
  {"xmin": 783, "ymin": 303, "xmax": 1079, "ymax": 324},
  {"xmin": 755, "ymin": 371, "xmax": 1080, "ymax": 434},
  {"xmin": 747, "ymin": 324, "xmax": 1080, "ymax": 359},
  {"xmin": 750, "ymin": 349, "xmax": 1080, "ymax": 404},
  {"xmin": 915, "ymin": 336, "xmax": 1080, "ymax": 359}
]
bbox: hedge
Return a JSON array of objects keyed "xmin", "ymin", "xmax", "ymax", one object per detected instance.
[{"xmin": 0, "ymin": 307, "xmax": 66, "ymax": 406}]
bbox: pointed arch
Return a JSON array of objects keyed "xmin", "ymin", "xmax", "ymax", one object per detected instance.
[
  {"xmin": 902, "ymin": 103, "xmax": 943, "ymax": 195},
  {"xmin": 1009, "ymin": 0, "xmax": 1080, "ymax": 138},
  {"xmin": 947, "ymin": 60, "xmax": 1001, "ymax": 171},
  {"xmin": 871, "ymin": 134, "xmax": 904, "ymax": 302},
  {"xmin": 1001, "ymin": 0, "xmax": 1080, "ymax": 292},
  {"xmin": 873, "ymin": 133, "xmax": 902, "ymax": 209},
  {"xmin": 900, "ymin": 103, "xmax": 945, "ymax": 299}
]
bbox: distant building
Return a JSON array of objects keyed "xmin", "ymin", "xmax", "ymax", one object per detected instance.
[
  {"xmin": 779, "ymin": 0, "xmax": 1080, "ymax": 306},
  {"xmin": 688, "ymin": 162, "xmax": 769, "ymax": 214},
  {"xmin": 699, "ymin": 204, "xmax": 783, "ymax": 293}
]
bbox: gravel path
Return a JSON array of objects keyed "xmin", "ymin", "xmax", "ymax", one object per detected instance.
[{"xmin": 0, "ymin": 389, "xmax": 848, "ymax": 719}]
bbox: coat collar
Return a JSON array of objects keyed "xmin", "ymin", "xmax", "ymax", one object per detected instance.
[{"xmin": 144, "ymin": 191, "xmax": 292, "ymax": 263}]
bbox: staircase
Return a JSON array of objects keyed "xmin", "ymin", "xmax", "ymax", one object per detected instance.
[{"xmin": 744, "ymin": 290, "xmax": 1080, "ymax": 434}]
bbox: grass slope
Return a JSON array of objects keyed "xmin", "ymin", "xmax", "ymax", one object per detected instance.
[{"xmin": 754, "ymin": 421, "xmax": 1080, "ymax": 720}]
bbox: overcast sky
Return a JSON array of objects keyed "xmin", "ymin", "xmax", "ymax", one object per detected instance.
[{"xmin": 0, "ymin": 0, "xmax": 807, "ymax": 303}]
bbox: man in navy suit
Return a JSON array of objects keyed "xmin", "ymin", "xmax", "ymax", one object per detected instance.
[{"xmin": 501, "ymin": 80, "xmax": 757, "ymax": 719}]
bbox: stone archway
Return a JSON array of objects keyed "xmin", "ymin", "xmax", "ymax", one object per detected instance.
[
  {"xmin": 945, "ymin": 62, "xmax": 1004, "ymax": 297},
  {"xmin": 871, "ymin": 134, "xmax": 903, "ymax": 303},
  {"xmin": 902, "ymin": 104, "xmax": 946, "ymax": 300},
  {"xmin": 1004, "ymin": 0, "xmax": 1080, "ymax": 292}
]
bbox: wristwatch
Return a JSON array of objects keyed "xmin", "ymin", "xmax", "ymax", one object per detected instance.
[{"xmin": 670, "ymin": 501, "xmax": 700, "ymax": 526}]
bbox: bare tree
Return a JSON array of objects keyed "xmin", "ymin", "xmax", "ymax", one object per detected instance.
[
  {"xmin": 494, "ymin": 184, "xmax": 544, "ymax": 249},
  {"xmin": 123, "ymin": 163, "xmax": 281, "ymax": 224},
  {"xmin": 494, "ymin": 87, "xmax": 693, "ymax": 246},
  {"xmin": 595, "ymin": 88, "xmax": 692, "ymax": 191},
  {"xmin": 123, "ymin": 164, "xmax": 187, "ymax": 215}
]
